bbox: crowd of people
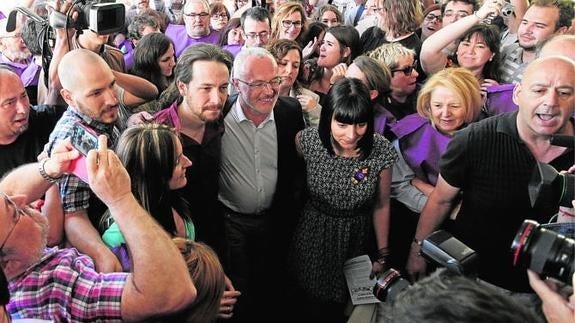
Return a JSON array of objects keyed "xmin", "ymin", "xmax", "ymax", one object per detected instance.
[{"xmin": 0, "ymin": 0, "xmax": 574, "ymax": 322}]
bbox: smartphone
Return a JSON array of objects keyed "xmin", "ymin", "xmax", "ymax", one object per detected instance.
[{"xmin": 69, "ymin": 123, "xmax": 99, "ymax": 182}]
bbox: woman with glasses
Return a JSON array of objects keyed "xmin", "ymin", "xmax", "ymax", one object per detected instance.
[
  {"xmin": 209, "ymin": 3, "xmax": 230, "ymax": 32},
  {"xmin": 271, "ymin": 2, "xmax": 307, "ymax": 44},
  {"xmin": 387, "ymin": 68, "xmax": 482, "ymax": 271},
  {"xmin": 291, "ymin": 78, "xmax": 397, "ymax": 323},
  {"xmin": 416, "ymin": 4, "xmax": 442, "ymax": 42},
  {"xmin": 368, "ymin": 43, "xmax": 420, "ymax": 123},
  {"xmin": 306, "ymin": 25, "xmax": 361, "ymax": 95},
  {"xmin": 267, "ymin": 39, "xmax": 322, "ymax": 127}
]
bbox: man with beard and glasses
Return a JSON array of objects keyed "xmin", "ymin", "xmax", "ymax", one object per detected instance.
[
  {"xmin": 44, "ymin": 49, "xmax": 125, "ymax": 273},
  {"xmin": 0, "ymin": 18, "xmax": 41, "ymax": 106},
  {"xmin": 0, "ymin": 137, "xmax": 196, "ymax": 321},
  {"xmin": 165, "ymin": 0, "xmax": 221, "ymax": 58},
  {"xmin": 499, "ymin": 0, "xmax": 574, "ymax": 84}
]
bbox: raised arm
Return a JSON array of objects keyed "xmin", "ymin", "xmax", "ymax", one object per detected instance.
[
  {"xmin": 420, "ymin": 0, "xmax": 503, "ymax": 74},
  {"xmin": 112, "ymin": 70, "xmax": 159, "ymax": 105},
  {"xmin": 84, "ymin": 136, "xmax": 196, "ymax": 321}
]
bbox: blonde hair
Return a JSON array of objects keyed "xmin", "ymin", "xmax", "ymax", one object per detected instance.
[
  {"xmin": 378, "ymin": 0, "xmax": 423, "ymax": 37},
  {"xmin": 367, "ymin": 42, "xmax": 415, "ymax": 70},
  {"xmin": 416, "ymin": 67, "xmax": 482, "ymax": 127},
  {"xmin": 270, "ymin": 2, "xmax": 307, "ymax": 42},
  {"xmin": 171, "ymin": 238, "xmax": 226, "ymax": 323}
]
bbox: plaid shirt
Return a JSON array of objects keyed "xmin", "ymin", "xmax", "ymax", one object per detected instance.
[
  {"xmin": 7, "ymin": 248, "xmax": 128, "ymax": 322},
  {"xmin": 45, "ymin": 107, "xmax": 119, "ymax": 212}
]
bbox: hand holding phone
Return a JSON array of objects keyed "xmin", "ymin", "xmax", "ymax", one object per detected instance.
[{"xmin": 69, "ymin": 122, "xmax": 99, "ymax": 182}]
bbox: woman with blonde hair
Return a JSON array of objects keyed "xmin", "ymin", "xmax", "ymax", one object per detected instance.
[
  {"xmin": 391, "ymin": 67, "xmax": 482, "ymax": 212},
  {"xmin": 271, "ymin": 2, "xmax": 307, "ymax": 43},
  {"xmin": 387, "ymin": 67, "xmax": 482, "ymax": 273}
]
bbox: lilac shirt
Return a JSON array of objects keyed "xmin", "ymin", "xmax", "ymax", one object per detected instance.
[
  {"xmin": 390, "ymin": 114, "xmax": 450, "ymax": 185},
  {"xmin": 8, "ymin": 248, "xmax": 128, "ymax": 322},
  {"xmin": 165, "ymin": 24, "xmax": 220, "ymax": 57},
  {"xmin": 0, "ymin": 55, "xmax": 41, "ymax": 87}
]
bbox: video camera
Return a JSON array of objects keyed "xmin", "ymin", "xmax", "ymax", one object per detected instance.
[
  {"xmin": 373, "ymin": 230, "xmax": 479, "ymax": 302},
  {"xmin": 49, "ymin": 0, "xmax": 125, "ymax": 35},
  {"xmin": 528, "ymin": 135, "xmax": 575, "ymax": 209}
]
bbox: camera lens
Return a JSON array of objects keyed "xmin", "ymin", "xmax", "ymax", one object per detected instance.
[
  {"xmin": 511, "ymin": 220, "xmax": 574, "ymax": 285},
  {"xmin": 373, "ymin": 268, "xmax": 411, "ymax": 302}
]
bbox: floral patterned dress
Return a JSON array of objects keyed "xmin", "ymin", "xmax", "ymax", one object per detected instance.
[{"xmin": 292, "ymin": 127, "xmax": 397, "ymax": 303}]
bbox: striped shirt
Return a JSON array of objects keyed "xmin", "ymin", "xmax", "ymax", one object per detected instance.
[{"xmin": 7, "ymin": 248, "xmax": 128, "ymax": 322}]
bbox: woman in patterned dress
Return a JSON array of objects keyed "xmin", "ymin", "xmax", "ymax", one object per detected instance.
[{"xmin": 291, "ymin": 78, "xmax": 397, "ymax": 322}]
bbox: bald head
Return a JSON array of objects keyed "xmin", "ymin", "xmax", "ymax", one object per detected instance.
[
  {"xmin": 58, "ymin": 49, "xmax": 111, "ymax": 92},
  {"xmin": 522, "ymin": 55, "xmax": 575, "ymax": 84},
  {"xmin": 539, "ymin": 34, "xmax": 575, "ymax": 61}
]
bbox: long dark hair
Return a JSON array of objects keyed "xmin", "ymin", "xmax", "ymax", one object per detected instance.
[
  {"xmin": 455, "ymin": 24, "xmax": 501, "ymax": 82},
  {"xmin": 319, "ymin": 78, "xmax": 375, "ymax": 159},
  {"xmin": 131, "ymin": 32, "xmax": 175, "ymax": 93},
  {"xmin": 115, "ymin": 123, "xmax": 191, "ymax": 236}
]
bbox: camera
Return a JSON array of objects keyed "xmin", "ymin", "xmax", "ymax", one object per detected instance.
[
  {"xmin": 49, "ymin": 0, "xmax": 125, "ymax": 35},
  {"xmin": 373, "ymin": 230, "xmax": 478, "ymax": 302},
  {"xmin": 501, "ymin": 2, "xmax": 514, "ymax": 17},
  {"xmin": 528, "ymin": 135, "xmax": 575, "ymax": 209},
  {"xmin": 71, "ymin": 122, "xmax": 99, "ymax": 156},
  {"xmin": 511, "ymin": 219, "xmax": 574, "ymax": 285}
]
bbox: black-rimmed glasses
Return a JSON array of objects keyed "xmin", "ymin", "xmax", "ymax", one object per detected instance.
[
  {"xmin": 0, "ymin": 193, "xmax": 24, "ymax": 258},
  {"xmin": 424, "ymin": 13, "xmax": 442, "ymax": 22},
  {"xmin": 391, "ymin": 60, "xmax": 418, "ymax": 76},
  {"xmin": 282, "ymin": 20, "xmax": 302, "ymax": 28},
  {"xmin": 235, "ymin": 77, "xmax": 282, "ymax": 90},
  {"xmin": 244, "ymin": 31, "xmax": 270, "ymax": 40}
]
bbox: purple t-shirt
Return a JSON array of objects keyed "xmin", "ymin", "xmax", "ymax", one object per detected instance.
[{"xmin": 165, "ymin": 24, "xmax": 220, "ymax": 57}]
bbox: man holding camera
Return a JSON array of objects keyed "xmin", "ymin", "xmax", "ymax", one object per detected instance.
[{"xmin": 407, "ymin": 56, "xmax": 574, "ymax": 297}]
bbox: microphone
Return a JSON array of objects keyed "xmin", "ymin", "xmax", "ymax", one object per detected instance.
[
  {"xmin": 5, "ymin": 7, "xmax": 46, "ymax": 32},
  {"xmin": 550, "ymin": 134, "xmax": 575, "ymax": 149}
]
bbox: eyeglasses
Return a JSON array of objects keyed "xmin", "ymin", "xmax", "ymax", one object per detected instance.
[
  {"xmin": 212, "ymin": 13, "xmax": 228, "ymax": 20},
  {"xmin": 184, "ymin": 12, "xmax": 210, "ymax": 19},
  {"xmin": 244, "ymin": 31, "xmax": 270, "ymax": 40},
  {"xmin": 391, "ymin": 60, "xmax": 418, "ymax": 76},
  {"xmin": 0, "ymin": 33, "xmax": 23, "ymax": 39},
  {"xmin": 282, "ymin": 20, "xmax": 302, "ymax": 29},
  {"xmin": 424, "ymin": 13, "xmax": 442, "ymax": 22},
  {"xmin": 443, "ymin": 11, "xmax": 470, "ymax": 20},
  {"xmin": 235, "ymin": 77, "xmax": 282, "ymax": 90},
  {"xmin": 0, "ymin": 192, "xmax": 24, "ymax": 258}
]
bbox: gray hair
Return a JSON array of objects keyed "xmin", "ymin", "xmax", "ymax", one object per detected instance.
[{"xmin": 232, "ymin": 47, "xmax": 277, "ymax": 79}]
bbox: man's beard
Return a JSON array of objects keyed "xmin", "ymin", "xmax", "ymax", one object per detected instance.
[{"xmin": 3, "ymin": 48, "xmax": 32, "ymax": 62}]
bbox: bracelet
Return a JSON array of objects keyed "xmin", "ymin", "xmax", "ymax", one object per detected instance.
[
  {"xmin": 39, "ymin": 158, "xmax": 62, "ymax": 184},
  {"xmin": 412, "ymin": 237, "xmax": 423, "ymax": 246},
  {"xmin": 377, "ymin": 247, "xmax": 390, "ymax": 257}
]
